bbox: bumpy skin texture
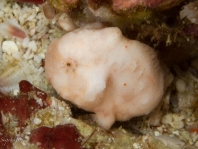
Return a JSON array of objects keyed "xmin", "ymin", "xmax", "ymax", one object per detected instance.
[{"xmin": 45, "ymin": 27, "xmax": 165, "ymax": 129}]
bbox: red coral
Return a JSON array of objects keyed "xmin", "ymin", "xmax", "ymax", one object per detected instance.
[
  {"xmin": 0, "ymin": 81, "xmax": 49, "ymax": 148},
  {"xmin": 0, "ymin": 80, "xmax": 48, "ymax": 127},
  {"xmin": 30, "ymin": 124, "xmax": 85, "ymax": 149}
]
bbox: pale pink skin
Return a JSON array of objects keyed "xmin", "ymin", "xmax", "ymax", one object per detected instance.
[
  {"xmin": 113, "ymin": 0, "xmax": 163, "ymax": 10},
  {"xmin": 45, "ymin": 27, "xmax": 165, "ymax": 129}
]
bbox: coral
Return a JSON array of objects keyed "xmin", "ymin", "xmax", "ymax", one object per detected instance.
[{"xmin": 48, "ymin": 0, "xmax": 79, "ymax": 12}]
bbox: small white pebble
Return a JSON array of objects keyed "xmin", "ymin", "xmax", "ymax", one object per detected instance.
[
  {"xmin": 24, "ymin": 135, "xmax": 30, "ymax": 140},
  {"xmin": 23, "ymin": 48, "xmax": 34, "ymax": 60},
  {"xmin": 30, "ymin": 28, "xmax": 36, "ymax": 36},
  {"xmin": 68, "ymin": 117, "xmax": 71, "ymax": 122},
  {"xmin": 22, "ymin": 37, "xmax": 30, "ymax": 48},
  {"xmin": 154, "ymin": 131, "xmax": 161, "ymax": 136},
  {"xmin": 25, "ymin": 131, "xmax": 31, "ymax": 135},
  {"xmin": 12, "ymin": 51, "xmax": 22, "ymax": 60},
  {"xmin": 38, "ymin": 67, "xmax": 44, "ymax": 75},
  {"xmin": 38, "ymin": 53, "xmax": 45, "ymax": 59},
  {"xmin": 15, "ymin": 137, "xmax": 22, "ymax": 142},
  {"xmin": 58, "ymin": 13, "xmax": 75, "ymax": 31},
  {"xmin": 33, "ymin": 117, "xmax": 42, "ymax": 125},
  {"xmin": 172, "ymin": 130, "xmax": 180, "ymax": 136},
  {"xmin": 34, "ymin": 95, "xmax": 43, "ymax": 107},
  {"xmin": 13, "ymin": 89, "xmax": 20, "ymax": 96},
  {"xmin": 58, "ymin": 106, "xmax": 65, "ymax": 111},
  {"xmin": 2, "ymin": 40, "xmax": 19, "ymax": 55},
  {"xmin": 21, "ymin": 140, "xmax": 27, "ymax": 146},
  {"xmin": 26, "ymin": 14, "xmax": 36, "ymax": 21},
  {"xmin": 28, "ymin": 40, "xmax": 37, "ymax": 52},
  {"xmin": 175, "ymin": 79, "xmax": 186, "ymax": 92},
  {"xmin": 133, "ymin": 143, "xmax": 141, "ymax": 149},
  {"xmin": 33, "ymin": 55, "xmax": 42, "ymax": 63}
]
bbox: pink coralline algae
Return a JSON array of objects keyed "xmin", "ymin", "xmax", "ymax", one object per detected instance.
[{"xmin": 112, "ymin": 0, "xmax": 175, "ymax": 11}]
